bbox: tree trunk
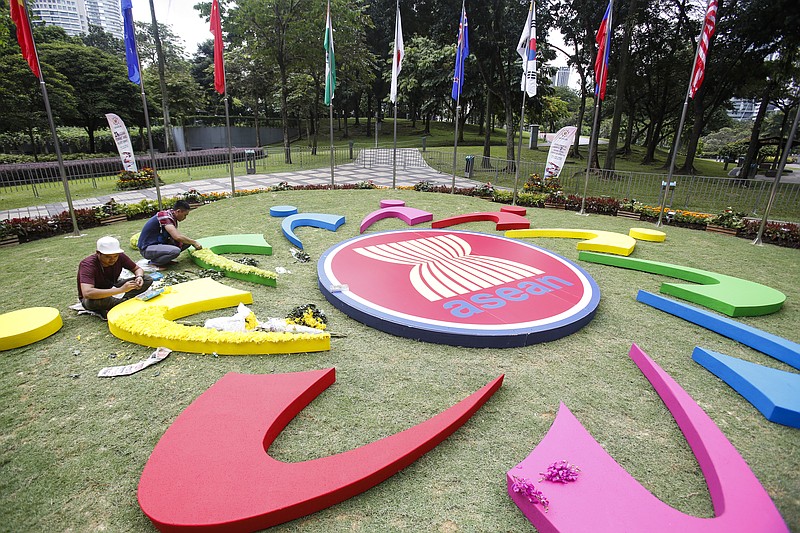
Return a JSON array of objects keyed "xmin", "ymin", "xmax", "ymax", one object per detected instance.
[
  {"xmin": 505, "ymin": 103, "xmax": 515, "ymax": 170},
  {"xmin": 254, "ymin": 108, "xmax": 261, "ymax": 147},
  {"xmin": 740, "ymin": 87, "xmax": 772, "ymax": 178},
  {"xmin": 481, "ymin": 89, "xmax": 493, "ymax": 168},
  {"xmin": 604, "ymin": 0, "xmax": 638, "ymax": 170},
  {"xmin": 149, "ymin": 0, "xmax": 172, "ymax": 152},
  {"xmin": 366, "ymin": 93, "xmax": 373, "ymax": 138}
]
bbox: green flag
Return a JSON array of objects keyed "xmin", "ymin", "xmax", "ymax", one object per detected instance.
[{"xmin": 324, "ymin": 4, "xmax": 336, "ymax": 106}]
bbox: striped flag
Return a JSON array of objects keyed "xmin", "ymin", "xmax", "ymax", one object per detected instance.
[
  {"xmin": 689, "ymin": 0, "xmax": 718, "ymax": 98},
  {"xmin": 451, "ymin": 3, "xmax": 469, "ymax": 101},
  {"xmin": 9, "ymin": 0, "xmax": 40, "ymax": 77},
  {"xmin": 594, "ymin": 0, "xmax": 613, "ymax": 100},
  {"xmin": 121, "ymin": 0, "xmax": 140, "ymax": 84},
  {"xmin": 516, "ymin": 0, "xmax": 537, "ymax": 97},
  {"xmin": 324, "ymin": 2, "xmax": 336, "ymax": 106},
  {"xmin": 210, "ymin": 0, "xmax": 225, "ymax": 94},
  {"xmin": 390, "ymin": 5, "xmax": 404, "ymax": 103}
]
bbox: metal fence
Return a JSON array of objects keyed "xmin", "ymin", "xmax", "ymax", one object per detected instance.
[
  {"xmin": 420, "ymin": 150, "xmax": 800, "ymax": 221},
  {"xmin": 2, "ymin": 144, "xmax": 798, "ymax": 221}
]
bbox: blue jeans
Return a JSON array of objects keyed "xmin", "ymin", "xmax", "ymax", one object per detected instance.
[{"xmin": 141, "ymin": 244, "xmax": 185, "ymax": 265}]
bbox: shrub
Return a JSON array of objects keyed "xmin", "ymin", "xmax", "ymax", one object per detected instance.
[
  {"xmin": 709, "ymin": 207, "xmax": 747, "ymax": 229},
  {"xmin": 516, "ymin": 192, "xmax": 547, "ymax": 208},
  {"xmin": 738, "ymin": 220, "xmax": 800, "ymax": 248},
  {"xmin": 473, "ymin": 182, "xmax": 494, "ymax": 197},
  {"xmin": 523, "ymin": 173, "xmax": 563, "ymax": 195},
  {"xmin": 116, "ymin": 167, "xmax": 162, "ymax": 190}
]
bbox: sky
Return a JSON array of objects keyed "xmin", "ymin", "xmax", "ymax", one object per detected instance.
[{"xmin": 131, "ymin": 0, "xmax": 210, "ymax": 56}]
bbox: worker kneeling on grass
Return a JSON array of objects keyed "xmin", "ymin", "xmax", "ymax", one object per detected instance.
[
  {"xmin": 137, "ymin": 199, "xmax": 203, "ymax": 267},
  {"xmin": 77, "ymin": 236, "xmax": 153, "ymax": 319}
]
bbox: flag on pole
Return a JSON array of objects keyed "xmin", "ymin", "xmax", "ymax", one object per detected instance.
[
  {"xmin": 390, "ymin": 5, "xmax": 404, "ymax": 103},
  {"xmin": 9, "ymin": 0, "xmax": 40, "ymax": 77},
  {"xmin": 210, "ymin": 0, "xmax": 226, "ymax": 94},
  {"xmin": 121, "ymin": 0, "xmax": 140, "ymax": 84},
  {"xmin": 594, "ymin": 0, "xmax": 612, "ymax": 100},
  {"xmin": 516, "ymin": 0, "xmax": 537, "ymax": 97},
  {"xmin": 324, "ymin": 3, "xmax": 336, "ymax": 106},
  {"xmin": 689, "ymin": 0, "xmax": 718, "ymax": 99},
  {"xmin": 451, "ymin": 4, "xmax": 469, "ymax": 101}
]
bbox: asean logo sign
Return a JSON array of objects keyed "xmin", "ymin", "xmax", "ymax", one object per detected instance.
[{"xmin": 318, "ymin": 230, "xmax": 600, "ymax": 348}]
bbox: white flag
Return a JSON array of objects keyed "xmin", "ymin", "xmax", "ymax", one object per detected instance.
[
  {"xmin": 390, "ymin": 5, "xmax": 404, "ymax": 103},
  {"xmin": 105, "ymin": 113, "xmax": 137, "ymax": 172},
  {"xmin": 516, "ymin": 1, "xmax": 537, "ymax": 97},
  {"xmin": 544, "ymin": 126, "xmax": 577, "ymax": 179}
]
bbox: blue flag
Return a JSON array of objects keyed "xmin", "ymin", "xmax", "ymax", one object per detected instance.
[
  {"xmin": 121, "ymin": 0, "xmax": 140, "ymax": 84},
  {"xmin": 451, "ymin": 4, "xmax": 469, "ymax": 100}
]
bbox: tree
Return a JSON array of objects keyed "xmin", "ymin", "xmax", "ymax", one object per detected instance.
[
  {"xmin": 82, "ymin": 25, "xmax": 123, "ymax": 57},
  {"xmin": 38, "ymin": 42, "xmax": 140, "ymax": 153},
  {"xmin": 0, "ymin": 55, "xmax": 77, "ymax": 159}
]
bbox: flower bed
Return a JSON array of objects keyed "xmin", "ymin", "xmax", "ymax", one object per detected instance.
[{"xmin": 116, "ymin": 167, "xmax": 163, "ymax": 191}]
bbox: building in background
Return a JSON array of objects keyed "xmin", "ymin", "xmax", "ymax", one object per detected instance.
[
  {"xmin": 30, "ymin": 0, "xmax": 123, "ymax": 40},
  {"xmin": 551, "ymin": 66, "xmax": 570, "ymax": 88},
  {"xmin": 728, "ymin": 98, "xmax": 760, "ymax": 121}
]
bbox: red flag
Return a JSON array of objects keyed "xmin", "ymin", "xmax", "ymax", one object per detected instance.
[
  {"xmin": 689, "ymin": 0, "xmax": 718, "ymax": 99},
  {"xmin": 594, "ymin": 0, "xmax": 612, "ymax": 101},
  {"xmin": 210, "ymin": 0, "xmax": 225, "ymax": 94},
  {"xmin": 9, "ymin": 0, "xmax": 40, "ymax": 78}
]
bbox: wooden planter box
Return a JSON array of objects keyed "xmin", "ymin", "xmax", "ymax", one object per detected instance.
[
  {"xmin": 99, "ymin": 214, "xmax": 128, "ymax": 225},
  {"xmin": 0, "ymin": 234, "xmax": 20, "ymax": 247},
  {"xmin": 544, "ymin": 203, "xmax": 565, "ymax": 209},
  {"xmin": 617, "ymin": 210, "xmax": 640, "ymax": 220},
  {"xmin": 706, "ymin": 224, "xmax": 739, "ymax": 236},
  {"xmin": 188, "ymin": 202, "xmax": 204, "ymax": 209}
]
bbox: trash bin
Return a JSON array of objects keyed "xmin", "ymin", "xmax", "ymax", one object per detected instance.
[
  {"xmin": 245, "ymin": 149, "xmax": 256, "ymax": 174},
  {"xmin": 528, "ymin": 124, "xmax": 539, "ymax": 149},
  {"xmin": 465, "ymin": 155, "xmax": 475, "ymax": 178}
]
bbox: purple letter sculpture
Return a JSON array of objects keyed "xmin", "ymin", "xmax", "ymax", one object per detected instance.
[{"xmin": 507, "ymin": 343, "xmax": 788, "ymax": 532}]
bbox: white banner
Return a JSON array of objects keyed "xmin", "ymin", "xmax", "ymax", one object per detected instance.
[
  {"xmin": 544, "ymin": 126, "xmax": 577, "ymax": 179},
  {"xmin": 105, "ymin": 113, "xmax": 137, "ymax": 172}
]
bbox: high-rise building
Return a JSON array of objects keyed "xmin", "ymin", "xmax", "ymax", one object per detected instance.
[
  {"xmin": 727, "ymin": 98, "xmax": 759, "ymax": 121},
  {"xmin": 30, "ymin": 0, "xmax": 123, "ymax": 40},
  {"xmin": 551, "ymin": 66, "xmax": 570, "ymax": 88}
]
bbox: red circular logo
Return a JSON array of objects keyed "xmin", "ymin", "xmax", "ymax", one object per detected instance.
[{"xmin": 318, "ymin": 230, "xmax": 600, "ymax": 347}]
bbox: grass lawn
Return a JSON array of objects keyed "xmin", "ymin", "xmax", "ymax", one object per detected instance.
[{"xmin": 0, "ymin": 189, "xmax": 797, "ymax": 531}]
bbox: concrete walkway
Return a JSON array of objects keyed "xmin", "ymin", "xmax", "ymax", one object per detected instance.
[{"xmin": 1, "ymin": 154, "xmax": 483, "ymax": 221}]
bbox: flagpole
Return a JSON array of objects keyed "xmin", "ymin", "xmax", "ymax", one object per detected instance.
[
  {"xmin": 513, "ymin": 0, "xmax": 535, "ymax": 206},
  {"xmin": 451, "ymin": 1, "xmax": 466, "ymax": 194},
  {"xmin": 579, "ymin": 0, "xmax": 613, "ymax": 216},
  {"xmin": 28, "ymin": 28, "xmax": 80, "ymax": 236},
  {"xmin": 12, "ymin": 0, "xmax": 81, "ymax": 237},
  {"xmin": 135, "ymin": 47, "xmax": 163, "ymax": 209},
  {"xmin": 329, "ymin": 103, "xmax": 335, "ymax": 186},
  {"xmin": 656, "ymin": 0, "xmax": 712, "ymax": 227},
  {"xmin": 753, "ymin": 102, "xmax": 799, "ymax": 245},
  {"xmin": 327, "ymin": 0, "xmax": 335, "ymax": 187},
  {"xmin": 513, "ymin": 93, "xmax": 527, "ymax": 206},
  {"xmin": 451, "ymin": 99, "xmax": 461, "ymax": 193},
  {"xmin": 392, "ymin": 0, "xmax": 400, "ymax": 189},
  {"xmin": 223, "ymin": 89, "xmax": 235, "ymax": 197}
]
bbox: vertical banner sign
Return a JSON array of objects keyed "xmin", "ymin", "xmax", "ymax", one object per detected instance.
[
  {"xmin": 105, "ymin": 113, "xmax": 137, "ymax": 171},
  {"xmin": 544, "ymin": 126, "xmax": 577, "ymax": 179}
]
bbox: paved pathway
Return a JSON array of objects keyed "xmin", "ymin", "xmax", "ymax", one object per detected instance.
[{"xmin": 1, "ymin": 151, "xmax": 483, "ymax": 221}]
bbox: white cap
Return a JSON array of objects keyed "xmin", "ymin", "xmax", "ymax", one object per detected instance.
[{"xmin": 96, "ymin": 236, "xmax": 124, "ymax": 255}]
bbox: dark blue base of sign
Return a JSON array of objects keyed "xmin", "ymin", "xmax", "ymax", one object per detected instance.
[{"xmin": 319, "ymin": 281, "xmax": 598, "ymax": 348}]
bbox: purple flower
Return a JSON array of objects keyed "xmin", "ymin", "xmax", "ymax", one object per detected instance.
[
  {"xmin": 510, "ymin": 475, "xmax": 549, "ymax": 511},
  {"xmin": 540, "ymin": 460, "xmax": 580, "ymax": 483}
]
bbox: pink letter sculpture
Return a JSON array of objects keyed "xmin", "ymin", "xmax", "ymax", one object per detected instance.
[
  {"xmin": 139, "ymin": 368, "xmax": 503, "ymax": 532},
  {"xmin": 507, "ymin": 343, "xmax": 787, "ymax": 532}
]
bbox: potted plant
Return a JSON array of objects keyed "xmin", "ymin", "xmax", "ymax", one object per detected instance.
[
  {"xmin": 0, "ymin": 220, "xmax": 19, "ymax": 246},
  {"xmin": 617, "ymin": 198, "xmax": 640, "ymax": 219},
  {"xmin": 473, "ymin": 182, "xmax": 494, "ymax": 199},
  {"xmin": 707, "ymin": 207, "xmax": 746, "ymax": 235},
  {"xmin": 95, "ymin": 198, "xmax": 127, "ymax": 225},
  {"xmin": 179, "ymin": 189, "xmax": 204, "ymax": 208}
]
